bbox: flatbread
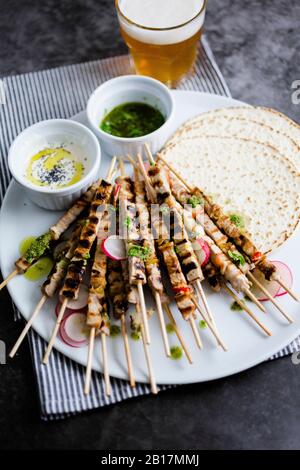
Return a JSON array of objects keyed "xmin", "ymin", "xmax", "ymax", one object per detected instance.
[
  {"xmin": 160, "ymin": 136, "xmax": 300, "ymax": 254},
  {"xmin": 167, "ymin": 116, "xmax": 300, "ymax": 172},
  {"xmin": 167, "ymin": 106, "xmax": 300, "ymax": 171}
]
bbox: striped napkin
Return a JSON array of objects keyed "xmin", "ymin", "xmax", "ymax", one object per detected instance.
[{"xmin": 1, "ymin": 36, "xmax": 299, "ymax": 420}]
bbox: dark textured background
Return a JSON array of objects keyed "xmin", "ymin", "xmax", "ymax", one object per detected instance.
[{"xmin": 0, "ymin": 0, "xmax": 300, "ymax": 450}]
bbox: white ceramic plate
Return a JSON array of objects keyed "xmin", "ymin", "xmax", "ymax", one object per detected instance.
[{"xmin": 1, "ymin": 91, "xmax": 299, "ymax": 385}]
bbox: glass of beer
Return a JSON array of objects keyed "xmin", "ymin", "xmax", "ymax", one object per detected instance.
[{"xmin": 115, "ymin": 0, "xmax": 207, "ymax": 87}]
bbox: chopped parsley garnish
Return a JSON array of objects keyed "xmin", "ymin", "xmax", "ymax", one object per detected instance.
[
  {"xmin": 199, "ymin": 320, "xmax": 207, "ymax": 329},
  {"xmin": 83, "ymin": 252, "xmax": 91, "ymax": 260},
  {"xmin": 128, "ymin": 245, "xmax": 150, "ymax": 261},
  {"xmin": 228, "ymin": 250, "xmax": 245, "ymax": 266},
  {"xmin": 187, "ymin": 195, "xmax": 203, "ymax": 208},
  {"xmin": 170, "ymin": 346, "xmax": 183, "ymax": 360},
  {"xmin": 160, "ymin": 205, "xmax": 169, "ymax": 214},
  {"xmin": 124, "ymin": 216, "xmax": 131, "ymax": 228},
  {"xmin": 130, "ymin": 331, "xmax": 141, "ymax": 341},
  {"xmin": 24, "ymin": 232, "xmax": 52, "ymax": 264},
  {"xmin": 230, "ymin": 214, "xmax": 245, "ymax": 229}
]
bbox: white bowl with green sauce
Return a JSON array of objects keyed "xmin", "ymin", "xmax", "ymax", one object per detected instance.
[
  {"xmin": 87, "ymin": 75, "xmax": 175, "ymax": 157},
  {"xmin": 8, "ymin": 119, "xmax": 101, "ymax": 211}
]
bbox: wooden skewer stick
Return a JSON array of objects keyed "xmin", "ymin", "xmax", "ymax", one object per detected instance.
[
  {"xmin": 119, "ymin": 158, "xmax": 151, "ymax": 345},
  {"xmin": 189, "ymin": 316, "xmax": 203, "ymax": 349},
  {"xmin": 244, "ymin": 288, "xmax": 266, "ymax": 313},
  {"xmin": 276, "ymin": 278, "xmax": 299, "ymax": 302},
  {"xmin": 101, "ymin": 332, "xmax": 111, "ymax": 396},
  {"xmin": 196, "ymin": 280, "xmax": 215, "ymax": 325},
  {"xmin": 136, "ymin": 305, "xmax": 158, "ymax": 394},
  {"xmin": 248, "ymin": 272, "xmax": 293, "ymax": 323},
  {"xmin": 42, "ymin": 298, "xmax": 68, "ymax": 364},
  {"xmin": 120, "ymin": 314, "xmax": 136, "ymax": 388},
  {"xmin": 9, "ymin": 295, "xmax": 48, "ymax": 358},
  {"xmin": 192, "ymin": 295, "xmax": 228, "ymax": 351},
  {"xmin": 223, "ymin": 284, "xmax": 272, "ymax": 336},
  {"xmin": 163, "ymin": 303, "xmax": 193, "ymax": 364},
  {"xmin": 84, "ymin": 327, "xmax": 96, "ymax": 395},
  {"xmin": 143, "ymin": 147, "xmax": 204, "ymax": 351},
  {"xmin": 144, "ymin": 143, "xmax": 156, "ymax": 165},
  {"xmin": 137, "ymin": 282, "xmax": 151, "ymax": 345},
  {"xmin": 157, "ymin": 154, "xmax": 193, "ymax": 191},
  {"xmin": 129, "ymin": 155, "xmax": 170, "ymax": 356},
  {"xmin": 0, "ymin": 268, "xmax": 18, "ymax": 292},
  {"xmin": 84, "ymin": 156, "xmax": 117, "ymax": 391},
  {"xmin": 154, "ymin": 292, "xmax": 171, "ymax": 357},
  {"xmin": 135, "ymin": 153, "xmax": 156, "ymax": 201},
  {"xmin": 44, "ymin": 158, "xmax": 118, "ymax": 367}
]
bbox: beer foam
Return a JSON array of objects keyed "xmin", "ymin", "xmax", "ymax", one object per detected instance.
[{"xmin": 118, "ymin": 0, "xmax": 205, "ymax": 45}]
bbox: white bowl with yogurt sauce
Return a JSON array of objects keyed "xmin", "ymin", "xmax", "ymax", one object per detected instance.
[{"xmin": 8, "ymin": 119, "xmax": 101, "ymax": 211}]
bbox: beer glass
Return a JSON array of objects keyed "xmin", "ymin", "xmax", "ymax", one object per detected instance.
[{"xmin": 115, "ymin": 0, "xmax": 207, "ymax": 87}]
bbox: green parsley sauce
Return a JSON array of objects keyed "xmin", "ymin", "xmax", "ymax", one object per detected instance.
[
  {"xmin": 23, "ymin": 232, "xmax": 52, "ymax": 264},
  {"xmin": 170, "ymin": 346, "xmax": 183, "ymax": 360},
  {"xmin": 199, "ymin": 320, "xmax": 207, "ymax": 329},
  {"xmin": 19, "ymin": 235, "xmax": 54, "ymax": 282},
  {"xmin": 230, "ymin": 213, "xmax": 245, "ymax": 229},
  {"xmin": 130, "ymin": 331, "xmax": 141, "ymax": 341},
  {"xmin": 110, "ymin": 325, "xmax": 121, "ymax": 337},
  {"xmin": 128, "ymin": 245, "xmax": 151, "ymax": 261},
  {"xmin": 230, "ymin": 301, "xmax": 245, "ymax": 312},
  {"xmin": 187, "ymin": 195, "xmax": 204, "ymax": 208},
  {"xmin": 100, "ymin": 102, "xmax": 165, "ymax": 138}
]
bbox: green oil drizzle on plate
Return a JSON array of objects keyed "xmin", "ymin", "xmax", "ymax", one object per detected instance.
[
  {"xmin": 24, "ymin": 256, "xmax": 54, "ymax": 282},
  {"xmin": 19, "ymin": 236, "xmax": 36, "ymax": 256},
  {"xmin": 110, "ymin": 324, "xmax": 121, "ymax": 338},
  {"xmin": 230, "ymin": 301, "xmax": 245, "ymax": 312},
  {"xmin": 166, "ymin": 323, "xmax": 175, "ymax": 334},
  {"xmin": 19, "ymin": 236, "xmax": 53, "ymax": 281},
  {"xmin": 170, "ymin": 346, "xmax": 183, "ymax": 360}
]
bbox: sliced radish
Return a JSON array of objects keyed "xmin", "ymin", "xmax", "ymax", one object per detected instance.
[
  {"xmin": 272, "ymin": 261, "xmax": 293, "ymax": 298},
  {"xmin": 65, "ymin": 283, "xmax": 89, "ymax": 310},
  {"xmin": 143, "ymin": 161, "xmax": 151, "ymax": 173},
  {"xmin": 250, "ymin": 260, "xmax": 293, "ymax": 301},
  {"xmin": 55, "ymin": 302, "xmax": 70, "ymax": 318},
  {"xmin": 250, "ymin": 267, "xmax": 280, "ymax": 301},
  {"xmin": 194, "ymin": 239, "xmax": 211, "ymax": 267},
  {"xmin": 59, "ymin": 312, "xmax": 89, "ymax": 348},
  {"xmin": 102, "ymin": 235, "xmax": 126, "ymax": 261},
  {"xmin": 55, "ymin": 301, "xmax": 87, "ymax": 317}
]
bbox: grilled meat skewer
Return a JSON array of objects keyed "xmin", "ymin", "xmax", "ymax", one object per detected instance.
[{"xmin": 60, "ymin": 180, "xmax": 113, "ymax": 300}]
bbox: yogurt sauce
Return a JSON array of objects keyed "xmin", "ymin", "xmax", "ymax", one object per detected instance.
[{"xmin": 26, "ymin": 146, "xmax": 85, "ymax": 189}]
